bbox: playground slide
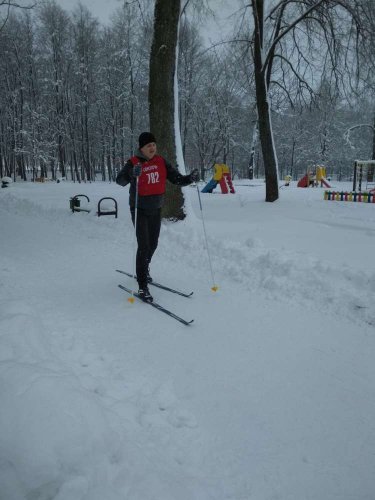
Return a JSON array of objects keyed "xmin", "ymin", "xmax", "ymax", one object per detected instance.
[
  {"xmin": 201, "ymin": 178, "xmax": 218, "ymax": 193},
  {"xmin": 297, "ymin": 174, "xmax": 309, "ymax": 188},
  {"xmin": 320, "ymin": 177, "xmax": 331, "ymax": 188},
  {"xmin": 221, "ymin": 174, "xmax": 235, "ymax": 193}
]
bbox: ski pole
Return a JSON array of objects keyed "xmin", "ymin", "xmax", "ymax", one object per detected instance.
[
  {"xmin": 128, "ymin": 166, "xmax": 141, "ymax": 303},
  {"xmin": 196, "ymin": 185, "xmax": 218, "ymax": 292}
]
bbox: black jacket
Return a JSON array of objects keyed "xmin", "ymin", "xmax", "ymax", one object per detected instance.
[{"xmin": 116, "ymin": 152, "xmax": 193, "ymax": 210}]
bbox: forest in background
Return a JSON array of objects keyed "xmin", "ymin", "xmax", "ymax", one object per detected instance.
[{"xmin": 1, "ymin": 0, "xmax": 374, "ymax": 184}]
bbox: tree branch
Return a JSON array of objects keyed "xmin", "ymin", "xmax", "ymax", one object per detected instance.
[{"xmin": 262, "ymin": 0, "xmax": 326, "ymax": 74}]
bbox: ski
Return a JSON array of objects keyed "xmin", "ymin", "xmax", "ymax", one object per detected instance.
[
  {"xmin": 118, "ymin": 284, "xmax": 194, "ymax": 326},
  {"xmin": 116, "ymin": 269, "xmax": 193, "ymax": 298}
]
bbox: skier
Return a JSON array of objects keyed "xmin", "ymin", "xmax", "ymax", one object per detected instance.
[{"xmin": 116, "ymin": 132, "xmax": 199, "ymax": 302}]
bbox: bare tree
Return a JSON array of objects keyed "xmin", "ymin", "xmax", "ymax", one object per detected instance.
[
  {"xmin": 39, "ymin": 2, "xmax": 72, "ymax": 179},
  {"xmin": 0, "ymin": 0, "xmax": 35, "ymax": 33},
  {"xmin": 249, "ymin": 0, "xmax": 364, "ymax": 201},
  {"xmin": 344, "ymin": 0, "xmax": 375, "ymax": 163},
  {"xmin": 71, "ymin": 4, "xmax": 99, "ymax": 181}
]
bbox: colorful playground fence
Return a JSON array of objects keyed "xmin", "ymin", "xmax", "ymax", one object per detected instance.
[{"xmin": 324, "ymin": 190, "xmax": 375, "ymax": 203}]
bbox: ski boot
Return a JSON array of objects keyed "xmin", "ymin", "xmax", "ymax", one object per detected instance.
[{"xmin": 138, "ymin": 285, "xmax": 153, "ymax": 303}]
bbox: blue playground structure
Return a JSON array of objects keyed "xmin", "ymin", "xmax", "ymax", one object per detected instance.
[{"xmin": 201, "ymin": 164, "xmax": 235, "ymax": 194}]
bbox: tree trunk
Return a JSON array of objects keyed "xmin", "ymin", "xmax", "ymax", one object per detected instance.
[
  {"xmin": 0, "ymin": 147, "xmax": 3, "ymax": 179},
  {"xmin": 290, "ymin": 138, "xmax": 296, "ymax": 179},
  {"xmin": 368, "ymin": 111, "xmax": 375, "ymax": 182},
  {"xmin": 149, "ymin": 0, "xmax": 185, "ymax": 220},
  {"xmin": 252, "ymin": 0, "xmax": 279, "ymax": 202}
]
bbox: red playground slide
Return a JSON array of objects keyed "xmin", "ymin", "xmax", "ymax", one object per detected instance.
[
  {"xmin": 297, "ymin": 174, "xmax": 309, "ymax": 188},
  {"xmin": 320, "ymin": 177, "xmax": 331, "ymax": 188}
]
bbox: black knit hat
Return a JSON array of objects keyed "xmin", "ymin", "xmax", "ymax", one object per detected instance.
[{"xmin": 139, "ymin": 132, "xmax": 156, "ymax": 149}]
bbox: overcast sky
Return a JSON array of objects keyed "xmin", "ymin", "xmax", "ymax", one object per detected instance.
[{"xmin": 51, "ymin": 0, "xmax": 243, "ymax": 45}]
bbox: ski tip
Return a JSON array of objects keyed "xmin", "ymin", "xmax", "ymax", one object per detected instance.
[
  {"xmin": 182, "ymin": 319, "xmax": 194, "ymax": 326},
  {"xmin": 211, "ymin": 285, "xmax": 219, "ymax": 292}
]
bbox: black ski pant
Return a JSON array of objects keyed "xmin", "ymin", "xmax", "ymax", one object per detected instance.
[{"xmin": 130, "ymin": 207, "xmax": 161, "ymax": 288}]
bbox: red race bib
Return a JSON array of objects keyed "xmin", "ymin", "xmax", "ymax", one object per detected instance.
[{"xmin": 131, "ymin": 156, "xmax": 167, "ymax": 196}]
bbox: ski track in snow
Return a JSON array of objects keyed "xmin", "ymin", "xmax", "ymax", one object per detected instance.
[{"xmin": 1, "ymin": 182, "xmax": 375, "ymax": 500}]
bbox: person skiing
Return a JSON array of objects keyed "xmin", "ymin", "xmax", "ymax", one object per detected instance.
[{"xmin": 116, "ymin": 132, "xmax": 199, "ymax": 302}]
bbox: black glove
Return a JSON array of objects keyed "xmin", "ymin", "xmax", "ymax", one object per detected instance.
[
  {"xmin": 133, "ymin": 163, "xmax": 142, "ymax": 177},
  {"xmin": 190, "ymin": 169, "xmax": 199, "ymax": 182}
]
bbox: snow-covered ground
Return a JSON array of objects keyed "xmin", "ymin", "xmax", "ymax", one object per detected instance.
[{"xmin": 1, "ymin": 178, "xmax": 374, "ymax": 500}]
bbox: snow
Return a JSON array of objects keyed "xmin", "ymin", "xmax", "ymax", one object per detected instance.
[{"xmin": 1, "ymin": 179, "xmax": 374, "ymax": 500}]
